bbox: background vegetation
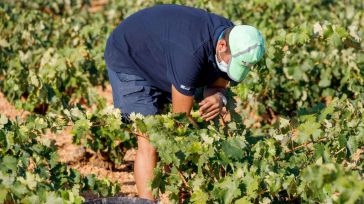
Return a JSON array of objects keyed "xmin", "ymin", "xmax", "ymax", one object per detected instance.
[{"xmin": 0, "ymin": 0, "xmax": 363, "ymax": 203}]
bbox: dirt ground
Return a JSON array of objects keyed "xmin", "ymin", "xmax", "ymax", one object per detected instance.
[{"xmin": 0, "ymin": 87, "xmax": 169, "ymax": 203}]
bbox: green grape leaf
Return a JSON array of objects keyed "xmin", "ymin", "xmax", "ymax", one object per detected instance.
[
  {"xmin": 222, "ymin": 137, "xmax": 246, "ymax": 160},
  {"xmin": 191, "ymin": 190, "xmax": 209, "ymax": 204},
  {"xmin": 0, "ymin": 115, "xmax": 8, "ymax": 129}
]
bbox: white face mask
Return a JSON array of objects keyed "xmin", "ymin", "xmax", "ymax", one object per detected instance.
[{"xmin": 215, "ymin": 52, "xmax": 229, "ymax": 73}]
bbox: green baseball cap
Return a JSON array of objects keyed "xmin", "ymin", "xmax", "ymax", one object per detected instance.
[{"xmin": 227, "ymin": 25, "xmax": 265, "ymax": 82}]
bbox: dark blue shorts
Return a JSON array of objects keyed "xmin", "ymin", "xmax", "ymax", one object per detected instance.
[{"xmin": 107, "ymin": 67, "xmax": 172, "ymax": 122}]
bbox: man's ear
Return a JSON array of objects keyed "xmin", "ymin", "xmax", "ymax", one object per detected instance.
[{"xmin": 217, "ymin": 39, "xmax": 228, "ymax": 52}]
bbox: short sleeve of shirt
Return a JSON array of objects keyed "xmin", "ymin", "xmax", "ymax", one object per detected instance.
[{"xmin": 166, "ymin": 43, "xmax": 202, "ymax": 96}]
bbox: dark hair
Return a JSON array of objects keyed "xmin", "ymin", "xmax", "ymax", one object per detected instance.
[{"xmin": 222, "ymin": 27, "xmax": 233, "ymax": 53}]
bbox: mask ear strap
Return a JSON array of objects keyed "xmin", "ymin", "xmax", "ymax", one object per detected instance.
[
  {"xmin": 218, "ymin": 31, "xmax": 225, "ymax": 40},
  {"xmin": 217, "ymin": 30, "xmax": 230, "ymax": 61}
]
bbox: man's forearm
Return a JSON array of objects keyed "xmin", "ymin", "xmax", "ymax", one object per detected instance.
[
  {"xmin": 171, "ymin": 85, "xmax": 194, "ymax": 115},
  {"xmin": 204, "ymin": 77, "xmax": 229, "ymax": 96},
  {"xmin": 203, "ymin": 87, "xmax": 226, "ymax": 98}
]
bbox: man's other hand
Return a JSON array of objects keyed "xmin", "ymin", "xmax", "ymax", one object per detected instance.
[{"xmin": 199, "ymin": 92, "xmax": 225, "ymax": 121}]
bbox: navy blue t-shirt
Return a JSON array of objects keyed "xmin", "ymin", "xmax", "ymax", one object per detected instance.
[{"xmin": 104, "ymin": 4, "xmax": 234, "ymax": 96}]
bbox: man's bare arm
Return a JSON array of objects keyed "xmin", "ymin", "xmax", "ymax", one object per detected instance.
[
  {"xmin": 203, "ymin": 77, "xmax": 229, "ymax": 98},
  {"xmin": 208, "ymin": 77, "xmax": 230, "ymax": 89},
  {"xmin": 171, "ymin": 84, "xmax": 194, "ymax": 114}
]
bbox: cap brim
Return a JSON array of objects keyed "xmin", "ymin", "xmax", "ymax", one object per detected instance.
[{"xmin": 227, "ymin": 56, "xmax": 250, "ymax": 82}]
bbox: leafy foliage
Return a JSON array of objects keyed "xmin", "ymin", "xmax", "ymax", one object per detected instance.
[
  {"xmin": 131, "ymin": 98, "xmax": 364, "ymax": 203},
  {"xmin": 0, "ymin": 114, "xmax": 120, "ymax": 203},
  {"xmin": 1, "ymin": 0, "xmax": 363, "ymax": 116},
  {"xmin": 0, "ymin": 1, "xmax": 111, "ymax": 113},
  {"xmin": 63, "ymin": 105, "xmax": 136, "ymax": 166}
]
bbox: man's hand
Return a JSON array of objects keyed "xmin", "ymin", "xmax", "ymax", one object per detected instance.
[
  {"xmin": 199, "ymin": 77, "xmax": 229, "ymax": 121},
  {"xmin": 199, "ymin": 91, "xmax": 225, "ymax": 121}
]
